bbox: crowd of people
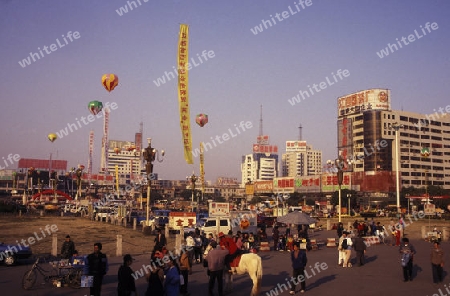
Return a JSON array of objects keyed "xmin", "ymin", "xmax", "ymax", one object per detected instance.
[
  {"xmin": 57, "ymin": 216, "xmax": 446, "ymax": 296},
  {"xmin": 335, "ymin": 218, "xmax": 445, "ymax": 286}
]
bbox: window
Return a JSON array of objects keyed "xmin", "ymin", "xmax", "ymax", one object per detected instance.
[{"xmin": 205, "ymin": 220, "xmax": 216, "ymax": 227}]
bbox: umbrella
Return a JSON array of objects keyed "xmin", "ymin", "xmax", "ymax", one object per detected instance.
[{"xmin": 277, "ymin": 211, "xmax": 317, "ymax": 225}]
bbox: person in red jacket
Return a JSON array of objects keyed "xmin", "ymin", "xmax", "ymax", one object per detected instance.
[{"xmin": 218, "ymin": 231, "xmax": 240, "ymax": 272}]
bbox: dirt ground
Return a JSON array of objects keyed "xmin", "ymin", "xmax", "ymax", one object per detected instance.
[
  {"xmin": 0, "ymin": 213, "xmax": 447, "ymax": 259},
  {"xmin": 0, "ymin": 214, "xmax": 175, "ymax": 258}
]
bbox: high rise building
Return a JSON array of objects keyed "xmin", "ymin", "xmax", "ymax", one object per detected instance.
[
  {"xmin": 241, "ymin": 135, "xmax": 278, "ymax": 186},
  {"xmin": 337, "ymin": 88, "xmax": 450, "ymax": 193},
  {"xmin": 281, "ymin": 140, "xmax": 322, "ymax": 177},
  {"xmin": 108, "ymin": 140, "xmax": 142, "ymax": 183}
]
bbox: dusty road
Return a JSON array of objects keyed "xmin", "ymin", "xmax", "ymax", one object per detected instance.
[{"xmin": 1, "ymin": 212, "xmax": 447, "ymax": 258}]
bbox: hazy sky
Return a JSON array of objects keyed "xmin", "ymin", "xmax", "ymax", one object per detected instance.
[{"xmin": 1, "ymin": 0, "xmax": 449, "ymax": 182}]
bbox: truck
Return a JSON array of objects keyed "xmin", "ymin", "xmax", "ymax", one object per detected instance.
[
  {"xmin": 201, "ymin": 202, "xmax": 257, "ymax": 236},
  {"xmin": 168, "ymin": 212, "xmax": 196, "ymax": 234}
]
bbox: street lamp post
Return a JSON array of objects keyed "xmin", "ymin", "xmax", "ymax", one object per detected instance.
[
  {"xmin": 328, "ymin": 157, "xmax": 344, "ymax": 223},
  {"xmin": 347, "ymin": 193, "xmax": 351, "ymax": 216},
  {"xmin": 391, "ymin": 122, "xmax": 404, "ymax": 215},
  {"xmin": 187, "ymin": 172, "xmax": 198, "ymax": 212},
  {"xmin": 406, "ymin": 194, "xmax": 410, "ymax": 216},
  {"xmin": 143, "ymin": 138, "xmax": 165, "ymax": 229}
]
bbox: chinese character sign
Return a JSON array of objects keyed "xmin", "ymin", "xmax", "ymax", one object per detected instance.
[{"xmin": 178, "ymin": 24, "xmax": 193, "ymax": 164}]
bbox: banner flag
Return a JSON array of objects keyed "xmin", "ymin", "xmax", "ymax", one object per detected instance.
[{"xmin": 177, "ymin": 24, "xmax": 193, "ymax": 164}]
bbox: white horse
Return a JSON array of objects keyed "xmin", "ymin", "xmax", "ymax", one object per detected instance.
[{"xmin": 204, "ymin": 245, "xmax": 263, "ymax": 296}]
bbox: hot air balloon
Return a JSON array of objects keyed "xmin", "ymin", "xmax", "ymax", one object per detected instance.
[
  {"xmin": 101, "ymin": 74, "xmax": 119, "ymax": 92},
  {"xmin": 114, "ymin": 147, "xmax": 121, "ymax": 154},
  {"xmin": 48, "ymin": 133, "xmax": 57, "ymax": 142},
  {"xmin": 421, "ymin": 147, "xmax": 430, "ymax": 158},
  {"xmin": 195, "ymin": 114, "xmax": 208, "ymax": 127},
  {"xmin": 88, "ymin": 100, "xmax": 103, "ymax": 115}
]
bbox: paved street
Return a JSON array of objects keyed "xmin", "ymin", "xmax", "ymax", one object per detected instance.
[{"xmin": 2, "ymin": 228, "xmax": 449, "ymax": 296}]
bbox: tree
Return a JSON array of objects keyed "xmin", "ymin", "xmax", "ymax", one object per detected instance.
[
  {"xmin": 215, "ymin": 196, "xmax": 226, "ymax": 202},
  {"xmin": 250, "ymin": 196, "xmax": 263, "ymax": 204}
]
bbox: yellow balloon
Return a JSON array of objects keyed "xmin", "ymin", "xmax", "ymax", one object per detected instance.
[
  {"xmin": 48, "ymin": 133, "xmax": 57, "ymax": 142},
  {"xmin": 101, "ymin": 74, "xmax": 119, "ymax": 92}
]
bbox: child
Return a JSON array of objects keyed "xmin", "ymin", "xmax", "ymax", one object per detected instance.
[{"xmin": 287, "ymin": 235, "xmax": 294, "ymax": 252}]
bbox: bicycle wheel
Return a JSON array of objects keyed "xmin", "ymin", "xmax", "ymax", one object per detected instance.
[
  {"xmin": 22, "ymin": 269, "xmax": 37, "ymax": 290},
  {"xmin": 68, "ymin": 269, "xmax": 81, "ymax": 289}
]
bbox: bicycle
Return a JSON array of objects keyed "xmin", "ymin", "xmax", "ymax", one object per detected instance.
[{"xmin": 22, "ymin": 257, "xmax": 82, "ymax": 290}]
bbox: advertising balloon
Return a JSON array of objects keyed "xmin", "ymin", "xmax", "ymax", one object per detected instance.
[
  {"xmin": 48, "ymin": 133, "xmax": 57, "ymax": 142},
  {"xmin": 195, "ymin": 114, "xmax": 208, "ymax": 127},
  {"xmin": 101, "ymin": 74, "xmax": 119, "ymax": 92},
  {"xmin": 88, "ymin": 100, "xmax": 103, "ymax": 115}
]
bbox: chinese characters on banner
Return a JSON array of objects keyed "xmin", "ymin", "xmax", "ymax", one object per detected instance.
[
  {"xmin": 178, "ymin": 24, "xmax": 193, "ymax": 164},
  {"xmin": 200, "ymin": 142, "xmax": 205, "ymax": 193},
  {"xmin": 321, "ymin": 173, "xmax": 351, "ymax": 191}
]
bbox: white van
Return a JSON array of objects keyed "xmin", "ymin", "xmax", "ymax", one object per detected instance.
[
  {"xmin": 201, "ymin": 217, "xmax": 231, "ymax": 237},
  {"xmin": 289, "ymin": 206, "xmax": 303, "ymax": 212}
]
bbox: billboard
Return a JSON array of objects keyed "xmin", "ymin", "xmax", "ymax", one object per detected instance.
[
  {"xmin": 254, "ymin": 180, "xmax": 273, "ymax": 193},
  {"xmin": 338, "ymin": 88, "xmax": 390, "ymax": 117},
  {"xmin": 321, "ymin": 172, "xmax": 351, "ymax": 192},
  {"xmin": 337, "ymin": 117, "xmax": 353, "ymax": 171},
  {"xmin": 18, "ymin": 158, "xmax": 67, "ymax": 171},
  {"xmin": 286, "ymin": 141, "xmax": 307, "ymax": 152},
  {"xmin": 253, "ymin": 144, "xmax": 278, "ymax": 154},
  {"xmin": 209, "ymin": 202, "xmax": 230, "ymax": 217},
  {"xmin": 257, "ymin": 135, "xmax": 269, "ymax": 144}
]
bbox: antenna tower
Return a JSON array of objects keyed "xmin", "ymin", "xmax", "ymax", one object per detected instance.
[
  {"xmin": 259, "ymin": 105, "xmax": 263, "ymax": 138},
  {"xmin": 298, "ymin": 124, "xmax": 302, "ymax": 141}
]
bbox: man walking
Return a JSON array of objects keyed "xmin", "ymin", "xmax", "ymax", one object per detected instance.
[
  {"xmin": 341, "ymin": 231, "xmax": 353, "ymax": 267},
  {"xmin": 290, "ymin": 242, "xmax": 307, "ymax": 294},
  {"xmin": 85, "ymin": 242, "xmax": 109, "ymax": 296},
  {"xmin": 337, "ymin": 231, "xmax": 345, "ymax": 266},
  {"xmin": 353, "ymin": 233, "xmax": 367, "ymax": 266},
  {"xmin": 206, "ymin": 241, "xmax": 229, "ymax": 296},
  {"xmin": 431, "ymin": 241, "xmax": 444, "ymax": 283},
  {"xmin": 399, "ymin": 237, "xmax": 416, "ymax": 281}
]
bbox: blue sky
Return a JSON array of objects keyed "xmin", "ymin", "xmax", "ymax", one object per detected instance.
[{"xmin": 1, "ymin": 0, "xmax": 449, "ymax": 182}]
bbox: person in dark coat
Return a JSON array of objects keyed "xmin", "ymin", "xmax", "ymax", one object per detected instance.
[
  {"xmin": 272, "ymin": 226, "xmax": 280, "ymax": 251},
  {"xmin": 85, "ymin": 242, "xmax": 109, "ymax": 296},
  {"xmin": 337, "ymin": 222, "xmax": 344, "ymax": 238},
  {"xmin": 61, "ymin": 235, "xmax": 75, "ymax": 259},
  {"xmin": 145, "ymin": 252, "xmax": 164, "ymax": 296},
  {"xmin": 290, "ymin": 242, "xmax": 307, "ymax": 294},
  {"xmin": 353, "ymin": 233, "xmax": 367, "ymax": 266},
  {"xmin": 117, "ymin": 254, "xmax": 137, "ymax": 296},
  {"xmin": 154, "ymin": 229, "xmax": 167, "ymax": 251}
]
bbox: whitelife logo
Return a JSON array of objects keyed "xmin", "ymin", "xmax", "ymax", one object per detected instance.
[
  {"xmin": 191, "ymin": 121, "xmax": 253, "ymax": 157},
  {"xmin": 288, "ymin": 69, "xmax": 350, "ymax": 106},
  {"xmin": 115, "ymin": 0, "xmax": 149, "ymax": 16},
  {"xmin": 18, "ymin": 31, "xmax": 81, "ymax": 68},
  {"xmin": 376, "ymin": 22, "xmax": 438, "ymax": 59},
  {"xmin": 152, "ymin": 50, "xmax": 215, "ymax": 87},
  {"xmin": 250, "ymin": 0, "xmax": 313, "ymax": 35},
  {"xmin": 55, "ymin": 102, "xmax": 118, "ymax": 139}
]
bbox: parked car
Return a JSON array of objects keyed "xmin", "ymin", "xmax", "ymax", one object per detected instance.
[{"xmin": 0, "ymin": 242, "xmax": 32, "ymax": 266}]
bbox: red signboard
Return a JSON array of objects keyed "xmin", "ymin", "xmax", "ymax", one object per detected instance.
[
  {"xmin": 253, "ymin": 144, "xmax": 278, "ymax": 154},
  {"xmin": 18, "ymin": 158, "xmax": 67, "ymax": 170}
]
